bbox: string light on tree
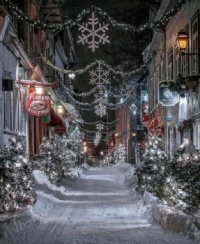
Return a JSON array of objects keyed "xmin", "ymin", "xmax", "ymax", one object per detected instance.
[
  {"xmin": 0, "ymin": 131, "xmax": 36, "ymax": 213},
  {"xmin": 113, "ymin": 144, "xmax": 126, "ymax": 162}
]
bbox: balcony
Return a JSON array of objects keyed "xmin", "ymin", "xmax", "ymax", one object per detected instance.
[{"xmin": 40, "ymin": 0, "xmax": 62, "ymax": 24}]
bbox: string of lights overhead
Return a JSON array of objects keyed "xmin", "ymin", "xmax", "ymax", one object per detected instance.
[
  {"xmin": 4, "ymin": 0, "xmax": 187, "ymax": 33},
  {"xmin": 60, "ymin": 81, "xmax": 136, "ymax": 99},
  {"xmin": 39, "ymin": 54, "xmax": 147, "ymax": 77},
  {"xmin": 58, "ymin": 81, "xmax": 132, "ymax": 110},
  {"xmin": 83, "ymin": 119, "xmax": 118, "ymax": 125}
]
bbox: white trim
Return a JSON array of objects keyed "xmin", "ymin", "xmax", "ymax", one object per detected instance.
[{"xmin": 0, "ymin": 15, "xmax": 10, "ymax": 42}]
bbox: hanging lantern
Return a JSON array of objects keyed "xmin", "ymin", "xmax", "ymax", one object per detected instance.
[
  {"xmin": 35, "ymin": 86, "xmax": 43, "ymax": 94},
  {"xmin": 57, "ymin": 105, "xmax": 64, "ymax": 114},
  {"xmin": 177, "ymin": 30, "xmax": 189, "ymax": 51}
]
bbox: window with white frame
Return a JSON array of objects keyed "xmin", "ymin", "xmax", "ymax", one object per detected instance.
[
  {"xmin": 181, "ymin": 26, "xmax": 189, "ymax": 76},
  {"xmin": 191, "ymin": 13, "xmax": 199, "ymax": 74},
  {"xmin": 175, "ymin": 44, "xmax": 180, "ymax": 77},
  {"xmin": 167, "ymin": 48, "xmax": 173, "ymax": 80},
  {"xmin": 4, "ymin": 85, "xmax": 21, "ymax": 133},
  {"xmin": 4, "ymin": 91, "xmax": 13, "ymax": 132}
]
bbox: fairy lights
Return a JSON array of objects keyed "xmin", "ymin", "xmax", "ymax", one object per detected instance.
[
  {"xmin": 4, "ymin": 0, "xmax": 187, "ymax": 33},
  {"xmin": 39, "ymin": 54, "xmax": 147, "ymax": 77}
]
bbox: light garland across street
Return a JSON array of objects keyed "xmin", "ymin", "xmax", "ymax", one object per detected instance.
[
  {"xmin": 5, "ymin": 0, "xmax": 187, "ymax": 33},
  {"xmin": 39, "ymin": 54, "xmax": 147, "ymax": 76}
]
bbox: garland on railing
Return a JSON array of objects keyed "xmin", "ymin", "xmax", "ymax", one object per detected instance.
[
  {"xmin": 39, "ymin": 54, "xmax": 147, "ymax": 76},
  {"xmin": 4, "ymin": 0, "xmax": 187, "ymax": 33}
]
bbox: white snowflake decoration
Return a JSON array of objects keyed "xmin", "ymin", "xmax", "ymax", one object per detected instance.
[
  {"xmin": 94, "ymin": 91, "xmax": 107, "ymax": 117},
  {"xmin": 95, "ymin": 102, "xmax": 107, "ymax": 117},
  {"xmin": 94, "ymin": 132, "xmax": 101, "ymax": 145},
  {"xmin": 96, "ymin": 123, "xmax": 104, "ymax": 131},
  {"xmin": 89, "ymin": 62, "xmax": 110, "ymax": 88},
  {"xmin": 78, "ymin": 12, "xmax": 110, "ymax": 52}
]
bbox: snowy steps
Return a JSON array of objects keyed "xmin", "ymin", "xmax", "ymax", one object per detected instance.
[{"xmin": 0, "ymin": 165, "xmax": 194, "ymax": 244}]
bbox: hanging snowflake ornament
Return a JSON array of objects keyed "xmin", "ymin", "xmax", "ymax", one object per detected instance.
[
  {"xmin": 94, "ymin": 90, "xmax": 107, "ymax": 117},
  {"xmin": 89, "ymin": 62, "xmax": 110, "ymax": 88},
  {"xmin": 96, "ymin": 123, "xmax": 104, "ymax": 131},
  {"xmin": 78, "ymin": 12, "xmax": 110, "ymax": 52},
  {"xmin": 94, "ymin": 102, "xmax": 107, "ymax": 117},
  {"xmin": 94, "ymin": 132, "xmax": 101, "ymax": 145}
]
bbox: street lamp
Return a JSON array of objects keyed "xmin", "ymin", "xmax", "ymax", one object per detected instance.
[
  {"xmin": 68, "ymin": 73, "xmax": 75, "ymax": 79},
  {"xmin": 177, "ymin": 30, "xmax": 200, "ymax": 57},
  {"xmin": 177, "ymin": 30, "xmax": 189, "ymax": 52}
]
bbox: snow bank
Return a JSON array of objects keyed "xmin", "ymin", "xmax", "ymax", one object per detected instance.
[
  {"xmin": 113, "ymin": 162, "xmax": 136, "ymax": 187},
  {"xmin": 66, "ymin": 166, "xmax": 85, "ymax": 179},
  {"xmin": 143, "ymin": 191, "xmax": 200, "ymax": 240},
  {"xmin": 33, "ymin": 170, "xmax": 66, "ymax": 193}
]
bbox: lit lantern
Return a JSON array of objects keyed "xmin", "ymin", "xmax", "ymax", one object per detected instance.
[
  {"xmin": 57, "ymin": 105, "xmax": 64, "ymax": 114},
  {"xmin": 68, "ymin": 73, "xmax": 75, "ymax": 79},
  {"xmin": 177, "ymin": 30, "xmax": 189, "ymax": 51},
  {"xmin": 35, "ymin": 86, "xmax": 43, "ymax": 94}
]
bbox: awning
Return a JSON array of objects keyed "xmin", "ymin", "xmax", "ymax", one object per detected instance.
[
  {"xmin": 59, "ymin": 100, "xmax": 83, "ymax": 123},
  {"xmin": 48, "ymin": 108, "xmax": 63, "ymax": 126}
]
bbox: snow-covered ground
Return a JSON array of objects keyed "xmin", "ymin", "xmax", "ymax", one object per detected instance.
[{"xmin": 0, "ymin": 163, "xmax": 196, "ymax": 244}]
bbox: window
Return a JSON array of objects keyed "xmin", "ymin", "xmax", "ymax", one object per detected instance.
[
  {"xmin": 167, "ymin": 48, "xmax": 173, "ymax": 80},
  {"xmin": 175, "ymin": 44, "xmax": 180, "ymax": 77},
  {"xmin": 191, "ymin": 13, "xmax": 199, "ymax": 74},
  {"xmin": 4, "ymin": 85, "xmax": 22, "ymax": 133},
  {"xmin": 180, "ymin": 26, "xmax": 189, "ymax": 77}
]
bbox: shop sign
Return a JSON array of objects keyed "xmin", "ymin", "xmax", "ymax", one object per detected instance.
[
  {"xmin": 26, "ymin": 92, "xmax": 51, "ymax": 116},
  {"xmin": 158, "ymin": 80, "xmax": 179, "ymax": 106}
]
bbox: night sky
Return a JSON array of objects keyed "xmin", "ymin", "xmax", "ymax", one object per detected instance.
[{"xmin": 60, "ymin": 0, "xmax": 159, "ymax": 149}]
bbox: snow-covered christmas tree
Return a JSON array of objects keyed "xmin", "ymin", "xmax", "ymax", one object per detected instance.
[
  {"xmin": 33, "ymin": 135, "xmax": 65, "ymax": 184},
  {"xmin": 32, "ymin": 125, "xmax": 83, "ymax": 184},
  {"xmin": 113, "ymin": 144, "xmax": 126, "ymax": 163},
  {"xmin": 0, "ymin": 131, "xmax": 36, "ymax": 213},
  {"xmin": 136, "ymin": 137, "xmax": 200, "ymax": 214},
  {"xmin": 136, "ymin": 135, "xmax": 167, "ymax": 196}
]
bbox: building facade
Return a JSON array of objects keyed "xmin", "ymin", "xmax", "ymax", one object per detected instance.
[
  {"xmin": 146, "ymin": 0, "xmax": 200, "ymax": 157},
  {"xmin": 0, "ymin": 0, "xmax": 78, "ymax": 155}
]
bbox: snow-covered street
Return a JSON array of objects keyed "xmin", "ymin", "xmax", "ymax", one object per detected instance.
[{"xmin": 0, "ymin": 164, "xmax": 195, "ymax": 244}]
